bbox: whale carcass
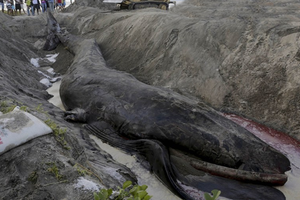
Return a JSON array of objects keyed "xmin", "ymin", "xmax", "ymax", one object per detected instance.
[{"xmin": 45, "ymin": 11, "xmax": 290, "ymax": 200}]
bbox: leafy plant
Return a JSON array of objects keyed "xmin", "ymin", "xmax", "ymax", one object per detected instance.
[
  {"xmin": 94, "ymin": 180, "xmax": 152, "ymax": 200},
  {"xmin": 20, "ymin": 105, "xmax": 28, "ymax": 112},
  {"xmin": 0, "ymin": 101, "xmax": 16, "ymax": 114},
  {"xmin": 204, "ymin": 189, "xmax": 221, "ymax": 200},
  {"xmin": 47, "ymin": 163, "xmax": 64, "ymax": 180},
  {"xmin": 94, "ymin": 188, "xmax": 113, "ymax": 200},
  {"xmin": 74, "ymin": 163, "xmax": 92, "ymax": 176},
  {"xmin": 36, "ymin": 104, "xmax": 46, "ymax": 113},
  {"xmin": 28, "ymin": 171, "xmax": 39, "ymax": 184},
  {"xmin": 44, "ymin": 119, "xmax": 70, "ymax": 150}
]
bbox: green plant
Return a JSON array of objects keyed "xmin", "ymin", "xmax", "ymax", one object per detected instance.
[
  {"xmin": 47, "ymin": 163, "xmax": 64, "ymax": 180},
  {"xmin": 35, "ymin": 104, "xmax": 43, "ymax": 112},
  {"xmin": 0, "ymin": 101, "xmax": 17, "ymax": 114},
  {"xmin": 204, "ymin": 189, "xmax": 221, "ymax": 200},
  {"xmin": 94, "ymin": 188, "xmax": 113, "ymax": 200},
  {"xmin": 74, "ymin": 163, "xmax": 92, "ymax": 176},
  {"xmin": 0, "ymin": 99, "xmax": 29, "ymax": 114},
  {"xmin": 44, "ymin": 119, "xmax": 70, "ymax": 150},
  {"xmin": 0, "ymin": 101, "xmax": 8, "ymax": 112},
  {"xmin": 28, "ymin": 171, "xmax": 39, "ymax": 184},
  {"xmin": 94, "ymin": 180, "xmax": 152, "ymax": 200},
  {"xmin": 20, "ymin": 105, "xmax": 28, "ymax": 112}
]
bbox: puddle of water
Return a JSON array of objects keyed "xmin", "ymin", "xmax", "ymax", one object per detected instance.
[
  {"xmin": 90, "ymin": 135, "xmax": 181, "ymax": 200},
  {"xmin": 47, "ymin": 80, "xmax": 65, "ymax": 111}
]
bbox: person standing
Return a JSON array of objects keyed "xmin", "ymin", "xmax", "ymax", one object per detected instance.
[
  {"xmin": 6, "ymin": 0, "xmax": 13, "ymax": 15},
  {"xmin": 56, "ymin": 0, "xmax": 62, "ymax": 10},
  {"xmin": 41, "ymin": 0, "xmax": 46, "ymax": 12},
  {"xmin": 31, "ymin": 0, "xmax": 39, "ymax": 15},
  {"xmin": 47, "ymin": 0, "xmax": 54, "ymax": 12},
  {"xmin": 25, "ymin": 0, "xmax": 32, "ymax": 16},
  {"xmin": 11, "ymin": 0, "xmax": 16, "ymax": 15},
  {"xmin": 0, "ymin": 0, "xmax": 4, "ymax": 13},
  {"xmin": 62, "ymin": 0, "xmax": 65, "ymax": 9},
  {"xmin": 20, "ymin": 0, "xmax": 26, "ymax": 14},
  {"xmin": 15, "ymin": 0, "xmax": 21, "ymax": 14}
]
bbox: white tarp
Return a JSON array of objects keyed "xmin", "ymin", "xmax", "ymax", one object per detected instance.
[{"xmin": 0, "ymin": 108, "xmax": 52, "ymax": 155}]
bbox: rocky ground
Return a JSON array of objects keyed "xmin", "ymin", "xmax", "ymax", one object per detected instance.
[{"xmin": 1, "ymin": 0, "xmax": 300, "ymax": 199}]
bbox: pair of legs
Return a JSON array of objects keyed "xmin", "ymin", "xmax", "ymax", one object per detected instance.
[
  {"xmin": 56, "ymin": 3, "xmax": 62, "ymax": 10},
  {"xmin": 15, "ymin": 4, "xmax": 21, "ymax": 14},
  {"xmin": 48, "ymin": 2, "xmax": 54, "ymax": 12},
  {"xmin": 31, "ymin": 4, "xmax": 39, "ymax": 15},
  {"xmin": 27, "ymin": 5, "xmax": 32, "ymax": 16},
  {"xmin": 21, "ymin": 4, "xmax": 26, "ymax": 14},
  {"xmin": 41, "ymin": 2, "xmax": 47, "ymax": 12},
  {"xmin": 0, "ymin": 2, "xmax": 4, "ymax": 13},
  {"xmin": 7, "ymin": 5, "xmax": 14, "ymax": 15}
]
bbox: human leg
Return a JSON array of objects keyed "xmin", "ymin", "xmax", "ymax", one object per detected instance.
[
  {"xmin": 16, "ymin": 4, "xmax": 21, "ymax": 14},
  {"xmin": 0, "ymin": 3, "xmax": 4, "ymax": 13},
  {"xmin": 31, "ymin": 5, "xmax": 34, "ymax": 15},
  {"xmin": 36, "ymin": 4, "xmax": 39, "ymax": 14},
  {"xmin": 27, "ymin": 5, "xmax": 30, "ymax": 15},
  {"xmin": 48, "ymin": 2, "xmax": 54, "ymax": 12},
  {"xmin": 21, "ymin": 4, "xmax": 26, "ymax": 14},
  {"xmin": 43, "ymin": 2, "xmax": 47, "ymax": 12}
]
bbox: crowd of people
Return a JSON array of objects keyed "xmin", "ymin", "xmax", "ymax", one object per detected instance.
[{"xmin": 0, "ymin": 0, "xmax": 69, "ymax": 16}]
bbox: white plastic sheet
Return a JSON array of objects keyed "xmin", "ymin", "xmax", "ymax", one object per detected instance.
[{"xmin": 0, "ymin": 108, "xmax": 52, "ymax": 155}]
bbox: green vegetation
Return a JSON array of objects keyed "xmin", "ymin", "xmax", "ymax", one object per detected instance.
[
  {"xmin": 20, "ymin": 106, "xmax": 28, "ymax": 111},
  {"xmin": 0, "ymin": 101, "xmax": 16, "ymax": 113},
  {"xmin": 47, "ymin": 163, "xmax": 64, "ymax": 180},
  {"xmin": 74, "ymin": 163, "xmax": 92, "ymax": 176},
  {"xmin": 35, "ymin": 104, "xmax": 70, "ymax": 149},
  {"xmin": 94, "ymin": 180, "xmax": 152, "ymax": 200},
  {"xmin": 35, "ymin": 104, "xmax": 47, "ymax": 114},
  {"xmin": 204, "ymin": 189, "xmax": 221, "ymax": 200},
  {"xmin": 28, "ymin": 171, "xmax": 39, "ymax": 184},
  {"xmin": 93, "ymin": 181, "xmax": 221, "ymax": 200},
  {"xmin": 0, "ymin": 101, "xmax": 28, "ymax": 114},
  {"xmin": 44, "ymin": 118, "xmax": 70, "ymax": 150}
]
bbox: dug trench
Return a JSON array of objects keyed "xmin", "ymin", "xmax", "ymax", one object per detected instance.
[{"xmin": 2, "ymin": 0, "xmax": 300, "ymax": 199}]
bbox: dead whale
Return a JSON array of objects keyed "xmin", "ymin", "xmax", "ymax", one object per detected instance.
[
  {"xmin": 58, "ymin": 34, "xmax": 290, "ymax": 177},
  {"xmin": 44, "ymin": 11, "xmax": 290, "ymax": 199}
]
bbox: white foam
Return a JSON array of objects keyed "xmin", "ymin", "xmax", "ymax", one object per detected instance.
[
  {"xmin": 46, "ymin": 54, "xmax": 59, "ymax": 63},
  {"xmin": 30, "ymin": 58, "xmax": 40, "ymax": 68},
  {"xmin": 74, "ymin": 177, "xmax": 101, "ymax": 192},
  {"xmin": 40, "ymin": 78, "xmax": 52, "ymax": 87}
]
